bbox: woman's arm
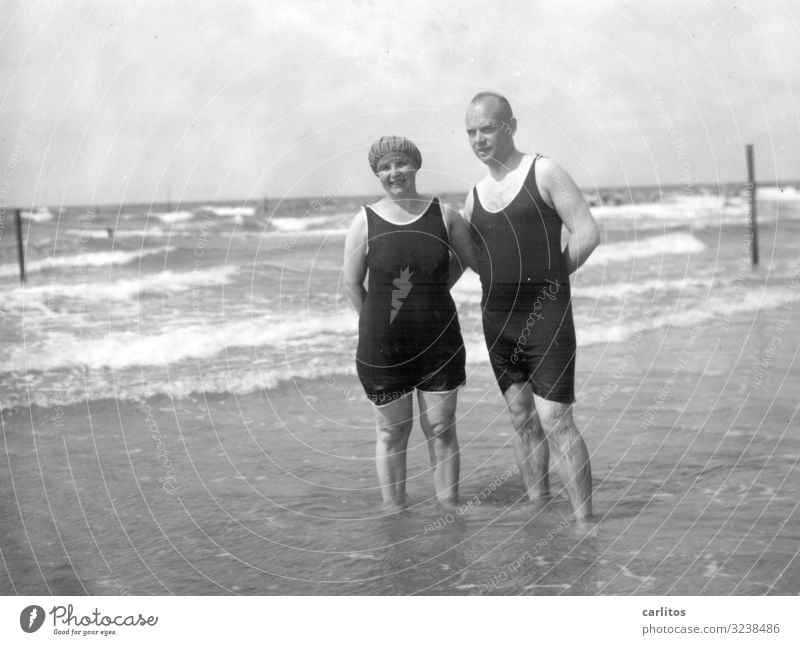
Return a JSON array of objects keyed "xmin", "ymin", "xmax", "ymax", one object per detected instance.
[{"xmin": 343, "ymin": 208, "xmax": 368, "ymax": 312}]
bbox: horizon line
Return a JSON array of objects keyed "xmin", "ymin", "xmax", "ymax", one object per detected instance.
[{"xmin": 12, "ymin": 177, "xmax": 799, "ymax": 211}]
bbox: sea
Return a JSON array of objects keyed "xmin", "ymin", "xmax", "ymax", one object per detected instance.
[{"xmin": 1, "ymin": 184, "xmax": 798, "ymax": 595}]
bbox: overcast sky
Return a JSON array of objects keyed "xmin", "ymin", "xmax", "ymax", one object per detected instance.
[{"xmin": 1, "ymin": 0, "xmax": 798, "ymax": 207}]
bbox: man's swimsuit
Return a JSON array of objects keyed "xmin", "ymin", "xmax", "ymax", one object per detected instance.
[
  {"xmin": 356, "ymin": 197, "xmax": 466, "ymax": 406},
  {"xmin": 470, "ymin": 154, "xmax": 576, "ymax": 403}
]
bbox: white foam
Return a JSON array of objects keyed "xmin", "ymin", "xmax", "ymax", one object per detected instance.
[
  {"xmin": 459, "ymin": 282, "xmax": 800, "ymax": 360},
  {"xmin": 64, "ymin": 229, "xmax": 115, "ymax": 239},
  {"xmin": 3, "ymin": 310, "xmax": 358, "ymax": 372},
  {"xmin": 573, "ymin": 277, "xmax": 714, "ymax": 301},
  {"xmin": 201, "ymin": 206, "xmax": 256, "ymax": 217},
  {"xmin": 576, "ymin": 286, "xmax": 800, "ymax": 347},
  {"xmin": 5, "ymin": 266, "xmax": 236, "ymax": 305},
  {"xmin": 5, "ymin": 282, "xmax": 798, "ymax": 410},
  {"xmin": 113, "ymin": 228, "xmax": 179, "ymax": 238},
  {"xmin": 153, "ymin": 210, "xmax": 194, "ymax": 223},
  {"xmin": 758, "ymin": 186, "xmax": 800, "ymax": 201},
  {"xmin": 0, "ymin": 246, "xmax": 175, "ymax": 278},
  {"xmin": 21, "ymin": 208, "xmax": 55, "ymax": 222},
  {"xmin": 270, "ymin": 214, "xmax": 349, "ymax": 232},
  {"xmin": 450, "ymin": 238, "xmax": 709, "ymax": 304},
  {"xmin": 64, "ymin": 227, "xmax": 179, "ymax": 239},
  {"xmin": 267, "ymin": 228, "xmax": 349, "ymax": 239},
  {"xmin": 588, "ymin": 233, "xmax": 706, "ymax": 265},
  {"xmin": 592, "ymin": 196, "xmax": 748, "ymax": 222},
  {"xmin": 0, "ymin": 360, "xmax": 361, "ymax": 412}
]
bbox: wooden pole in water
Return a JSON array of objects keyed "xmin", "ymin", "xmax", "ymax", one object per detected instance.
[
  {"xmin": 14, "ymin": 208, "xmax": 25, "ymax": 282},
  {"xmin": 746, "ymin": 144, "xmax": 759, "ymax": 266}
]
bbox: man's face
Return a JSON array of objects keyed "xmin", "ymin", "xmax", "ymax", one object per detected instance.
[{"xmin": 465, "ymin": 98, "xmax": 516, "ymax": 167}]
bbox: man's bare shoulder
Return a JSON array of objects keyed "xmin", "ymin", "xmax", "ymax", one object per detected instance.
[{"xmin": 534, "ymin": 154, "xmax": 561, "ymax": 179}]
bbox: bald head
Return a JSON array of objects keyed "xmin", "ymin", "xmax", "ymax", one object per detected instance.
[{"xmin": 470, "ymin": 91, "xmax": 514, "ymax": 124}]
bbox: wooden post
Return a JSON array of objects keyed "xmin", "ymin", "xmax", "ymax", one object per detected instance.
[
  {"xmin": 746, "ymin": 144, "xmax": 758, "ymax": 266},
  {"xmin": 14, "ymin": 208, "xmax": 25, "ymax": 282}
]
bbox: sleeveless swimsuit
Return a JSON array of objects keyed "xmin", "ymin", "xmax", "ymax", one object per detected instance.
[
  {"xmin": 470, "ymin": 155, "xmax": 576, "ymax": 403},
  {"xmin": 356, "ymin": 197, "xmax": 466, "ymax": 406}
]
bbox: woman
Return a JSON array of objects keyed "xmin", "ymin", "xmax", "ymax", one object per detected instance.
[{"xmin": 343, "ymin": 136, "xmax": 478, "ymax": 509}]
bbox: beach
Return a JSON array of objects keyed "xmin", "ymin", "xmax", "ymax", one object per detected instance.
[{"xmin": 1, "ymin": 191, "xmax": 799, "ymax": 594}]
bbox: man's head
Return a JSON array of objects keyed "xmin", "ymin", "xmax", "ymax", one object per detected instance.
[{"xmin": 465, "ymin": 92, "xmax": 517, "ymax": 168}]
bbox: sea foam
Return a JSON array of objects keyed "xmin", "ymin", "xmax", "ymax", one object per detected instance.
[
  {"xmin": 4, "ymin": 266, "xmax": 236, "ymax": 305},
  {"xmin": 201, "ymin": 206, "xmax": 256, "ymax": 217},
  {"xmin": 0, "ymin": 360, "xmax": 360, "ymax": 412},
  {"xmin": 450, "ymin": 234, "xmax": 709, "ymax": 305},
  {"xmin": 588, "ymin": 233, "xmax": 706, "ymax": 264},
  {"xmin": 0, "ymin": 246, "xmax": 175, "ymax": 278},
  {"xmin": 270, "ymin": 214, "xmax": 349, "ymax": 232},
  {"xmin": 3, "ymin": 310, "xmax": 358, "ymax": 372},
  {"xmin": 153, "ymin": 210, "xmax": 195, "ymax": 223}
]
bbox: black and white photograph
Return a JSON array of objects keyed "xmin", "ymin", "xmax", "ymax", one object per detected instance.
[{"xmin": 1, "ymin": 0, "xmax": 798, "ymax": 613}]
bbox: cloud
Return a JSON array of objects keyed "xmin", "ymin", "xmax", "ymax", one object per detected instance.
[{"xmin": 0, "ymin": 0, "xmax": 798, "ymax": 206}]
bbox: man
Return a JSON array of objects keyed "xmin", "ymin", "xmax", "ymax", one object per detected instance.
[{"xmin": 462, "ymin": 91, "xmax": 599, "ymax": 520}]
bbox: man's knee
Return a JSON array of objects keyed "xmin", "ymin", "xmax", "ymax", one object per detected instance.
[
  {"xmin": 506, "ymin": 400, "xmax": 536, "ymax": 433},
  {"xmin": 538, "ymin": 403, "xmax": 574, "ymax": 437}
]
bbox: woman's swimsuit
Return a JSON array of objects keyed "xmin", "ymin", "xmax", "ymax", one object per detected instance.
[{"xmin": 356, "ymin": 197, "xmax": 466, "ymax": 406}]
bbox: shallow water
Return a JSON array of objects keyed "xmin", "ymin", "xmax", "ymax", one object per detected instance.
[
  {"xmin": 1, "ymin": 194, "xmax": 799, "ymax": 594},
  {"xmin": 2, "ymin": 324, "xmax": 798, "ymax": 595}
]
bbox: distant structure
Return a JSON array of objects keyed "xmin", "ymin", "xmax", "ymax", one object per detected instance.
[
  {"xmin": 255, "ymin": 196, "xmax": 270, "ymax": 218},
  {"xmin": 583, "ymin": 193, "xmax": 601, "ymax": 208}
]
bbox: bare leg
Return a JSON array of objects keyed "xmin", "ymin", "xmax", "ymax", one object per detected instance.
[
  {"xmin": 503, "ymin": 383, "xmax": 550, "ymax": 500},
  {"xmin": 374, "ymin": 394, "xmax": 414, "ymax": 507},
  {"xmin": 533, "ymin": 394, "xmax": 592, "ymax": 520},
  {"xmin": 418, "ymin": 389, "xmax": 460, "ymax": 506}
]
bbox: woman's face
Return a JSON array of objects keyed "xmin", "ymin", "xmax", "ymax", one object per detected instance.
[{"xmin": 375, "ymin": 155, "xmax": 417, "ymax": 197}]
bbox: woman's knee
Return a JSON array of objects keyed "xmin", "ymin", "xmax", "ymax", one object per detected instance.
[
  {"xmin": 427, "ymin": 418, "xmax": 457, "ymax": 444},
  {"xmin": 376, "ymin": 421, "xmax": 412, "ymax": 446}
]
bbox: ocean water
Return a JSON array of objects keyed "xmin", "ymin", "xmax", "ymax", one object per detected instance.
[
  {"xmin": 1, "ymin": 187, "xmax": 799, "ymax": 595},
  {"xmin": 2, "ymin": 189, "xmax": 798, "ymax": 412}
]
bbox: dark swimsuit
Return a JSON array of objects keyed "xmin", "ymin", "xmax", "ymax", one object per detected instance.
[
  {"xmin": 470, "ymin": 155, "xmax": 576, "ymax": 403},
  {"xmin": 356, "ymin": 198, "xmax": 466, "ymax": 406}
]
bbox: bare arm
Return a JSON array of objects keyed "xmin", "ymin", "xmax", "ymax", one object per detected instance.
[
  {"xmin": 536, "ymin": 157, "xmax": 600, "ymax": 274},
  {"xmin": 343, "ymin": 208, "xmax": 368, "ymax": 312},
  {"xmin": 446, "ymin": 193, "xmax": 478, "ymax": 289}
]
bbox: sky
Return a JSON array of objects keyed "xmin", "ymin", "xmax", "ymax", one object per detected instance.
[{"xmin": 0, "ymin": 0, "xmax": 798, "ymax": 207}]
